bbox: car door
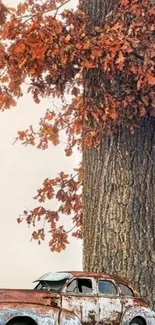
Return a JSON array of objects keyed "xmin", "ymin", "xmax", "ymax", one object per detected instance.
[
  {"xmin": 61, "ymin": 277, "xmax": 99, "ymax": 323},
  {"xmin": 97, "ymin": 278, "xmax": 122, "ymax": 325}
]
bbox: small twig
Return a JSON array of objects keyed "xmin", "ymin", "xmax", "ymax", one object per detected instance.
[
  {"xmin": 12, "ymin": 137, "xmax": 18, "ymax": 145},
  {"xmin": 22, "ymin": 0, "xmax": 71, "ymax": 23},
  {"xmin": 0, "ymin": 69, "xmax": 7, "ymax": 79},
  {"xmin": 43, "ymin": 217, "xmax": 47, "ymax": 229},
  {"xmin": 54, "ymin": 0, "xmax": 71, "ymax": 18},
  {"xmin": 130, "ymin": 51, "xmax": 144, "ymax": 61},
  {"xmin": 66, "ymin": 224, "xmax": 76, "ymax": 234}
]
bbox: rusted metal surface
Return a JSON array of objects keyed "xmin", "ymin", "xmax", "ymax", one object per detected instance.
[
  {"xmin": 0, "ymin": 288, "xmax": 60, "ymax": 306},
  {"xmin": 59, "ymin": 271, "xmax": 140, "ymax": 298},
  {"xmin": 0, "ymin": 271, "xmax": 155, "ymax": 325},
  {"xmin": 0, "ymin": 303, "xmax": 81, "ymax": 325},
  {"xmin": 0, "ymin": 303, "xmax": 59, "ymax": 325},
  {"xmin": 62, "ymin": 293, "xmax": 99, "ymax": 323},
  {"xmin": 61, "ymin": 272, "xmax": 140, "ymax": 294},
  {"xmin": 121, "ymin": 306, "xmax": 155, "ymax": 325}
]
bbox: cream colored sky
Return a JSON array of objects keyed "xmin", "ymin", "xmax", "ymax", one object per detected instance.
[{"xmin": 0, "ymin": 0, "xmax": 82, "ymax": 289}]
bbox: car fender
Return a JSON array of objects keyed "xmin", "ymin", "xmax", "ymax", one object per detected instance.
[
  {"xmin": 0, "ymin": 303, "xmax": 59, "ymax": 325},
  {"xmin": 121, "ymin": 306, "xmax": 155, "ymax": 325},
  {"xmin": 0, "ymin": 303, "xmax": 82, "ymax": 325}
]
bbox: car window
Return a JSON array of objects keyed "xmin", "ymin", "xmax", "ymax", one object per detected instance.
[
  {"xmin": 98, "ymin": 280, "xmax": 117, "ymax": 295},
  {"xmin": 66, "ymin": 278, "xmax": 92, "ymax": 294},
  {"xmin": 66, "ymin": 279, "xmax": 78, "ymax": 292},
  {"xmin": 119, "ymin": 283, "xmax": 134, "ymax": 296}
]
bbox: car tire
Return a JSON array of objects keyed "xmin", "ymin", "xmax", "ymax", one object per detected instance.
[{"xmin": 130, "ymin": 318, "xmax": 145, "ymax": 325}]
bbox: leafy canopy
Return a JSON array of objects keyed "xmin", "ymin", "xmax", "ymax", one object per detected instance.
[{"xmin": 0, "ymin": 0, "xmax": 154, "ymax": 251}]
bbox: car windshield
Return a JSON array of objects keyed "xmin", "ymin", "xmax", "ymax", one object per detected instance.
[
  {"xmin": 34, "ymin": 272, "xmax": 72, "ymax": 292},
  {"xmin": 34, "ymin": 279, "xmax": 67, "ymax": 291}
]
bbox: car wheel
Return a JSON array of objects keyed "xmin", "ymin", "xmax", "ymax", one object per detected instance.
[{"xmin": 130, "ymin": 318, "xmax": 145, "ymax": 325}]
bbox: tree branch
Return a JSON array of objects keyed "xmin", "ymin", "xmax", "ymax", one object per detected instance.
[
  {"xmin": 54, "ymin": 0, "xmax": 71, "ymax": 18},
  {"xmin": 22, "ymin": 0, "xmax": 71, "ymax": 23}
]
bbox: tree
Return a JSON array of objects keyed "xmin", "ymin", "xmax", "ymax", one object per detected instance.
[
  {"xmin": 81, "ymin": 0, "xmax": 155, "ymax": 309},
  {"xmin": 0, "ymin": 0, "xmax": 155, "ymax": 307}
]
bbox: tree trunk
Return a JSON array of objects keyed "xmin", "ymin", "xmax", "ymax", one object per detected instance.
[
  {"xmin": 80, "ymin": 0, "xmax": 117, "ymax": 25},
  {"xmin": 83, "ymin": 118, "xmax": 155, "ymax": 307},
  {"xmin": 81, "ymin": 0, "xmax": 155, "ymax": 309}
]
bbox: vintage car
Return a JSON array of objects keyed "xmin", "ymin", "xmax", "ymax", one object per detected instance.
[{"xmin": 0, "ymin": 271, "xmax": 155, "ymax": 325}]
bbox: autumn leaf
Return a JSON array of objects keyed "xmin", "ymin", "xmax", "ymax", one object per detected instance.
[
  {"xmin": 0, "ymin": 2, "xmax": 8, "ymax": 25},
  {"xmin": 65, "ymin": 34, "xmax": 71, "ymax": 42},
  {"xmin": 137, "ymin": 76, "xmax": 145, "ymax": 90},
  {"xmin": 32, "ymin": 231, "xmax": 40, "ymax": 240},
  {"xmin": 146, "ymin": 72, "xmax": 155, "ymax": 85},
  {"xmin": 110, "ymin": 111, "xmax": 118, "ymax": 120},
  {"xmin": 33, "ymin": 207, "xmax": 46, "ymax": 216},
  {"xmin": 17, "ymin": 131, "xmax": 27, "ymax": 140},
  {"xmin": 83, "ymin": 60, "xmax": 96, "ymax": 69},
  {"xmin": 49, "ymin": 227, "xmax": 69, "ymax": 252},
  {"xmin": 65, "ymin": 146, "xmax": 73, "ymax": 156},
  {"xmin": 116, "ymin": 51, "xmax": 125, "ymax": 71},
  {"xmin": 15, "ymin": 42, "xmax": 26, "ymax": 54}
]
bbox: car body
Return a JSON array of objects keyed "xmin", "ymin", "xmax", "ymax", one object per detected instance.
[{"xmin": 0, "ymin": 271, "xmax": 155, "ymax": 325}]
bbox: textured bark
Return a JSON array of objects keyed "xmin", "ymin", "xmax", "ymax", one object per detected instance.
[
  {"xmin": 79, "ymin": 0, "xmax": 117, "ymax": 25},
  {"xmin": 82, "ymin": 0, "xmax": 155, "ymax": 309},
  {"xmin": 83, "ymin": 118, "xmax": 155, "ymax": 308}
]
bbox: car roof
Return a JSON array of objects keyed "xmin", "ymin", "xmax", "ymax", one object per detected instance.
[
  {"xmin": 59, "ymin": 271, "xmax": 133, "ymax": 285},
  {"xmin": 34, "ymin": 271, "xmax": 139, "ymax": 295},
  {"xmin": 61, "ymin": 271, "xmax": 140, "ymax": 296}
]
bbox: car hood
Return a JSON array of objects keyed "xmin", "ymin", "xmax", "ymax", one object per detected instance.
[{"xmin": 0, "ymin": 289, "xmax": 60, "ymax": 307}]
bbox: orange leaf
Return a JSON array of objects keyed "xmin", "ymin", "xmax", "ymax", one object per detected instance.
[
  {"xmin": 116, "ymin": 51, "xmax": 125, "ymax": 71},
  {"xmin": 130, "ymin": 65, "xmax": 137, "ymax": 74},
  {"xmin": 18, "ymin": 131, "xmax": 27, "ymax": 140},
  {"xmin": 15, "ymin": 42, "xmax": 26, "ymax": 54},
  {"xmin": 101, "ymin": 114, "xmax": 107, "ymax": 121},
  {"xmin": 137, "ymin": 76, "xmax": 145, "ymax": 90},
  {"xmin": 146, "ymin": 73, "xmax": 155, "ymax": 86},
  {"xmin": 110, "ymin": 111, "xmax": 118, "ymax": 119},
  {"xmin": 65, "ymin": 34, "xmax": 71, "ymax": 42},
  {"xmin": 83, "ymin": 61, "xmax": 96, "ymax": 69}
]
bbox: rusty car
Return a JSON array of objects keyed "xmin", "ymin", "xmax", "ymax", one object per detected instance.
[{"xmin": 0, "ymin": 271, "xmax": 155, "ymax": 325}]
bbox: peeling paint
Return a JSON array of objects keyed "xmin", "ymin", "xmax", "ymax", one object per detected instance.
[{"xmin": 121, "ymin": 306, "xmax": 155, "ymax": 325}]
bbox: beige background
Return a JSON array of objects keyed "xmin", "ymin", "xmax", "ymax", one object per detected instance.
[{"xmin": 0, "ymin": 0, "xmax": 82, "ymax": 289}]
